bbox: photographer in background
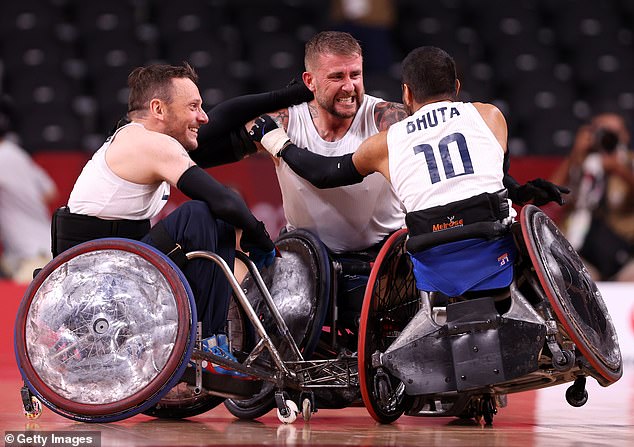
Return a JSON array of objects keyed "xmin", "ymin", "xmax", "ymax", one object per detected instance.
[{"xmin": 550, "ymin": 111, "xmax": 634, "ymax": 281}]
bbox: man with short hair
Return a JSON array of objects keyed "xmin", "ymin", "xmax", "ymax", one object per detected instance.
[
  {"xmin": 63, "ymin": 62, "xmax": 275, "ymax": 376},
  {"xmin": 251, "ymin": 45, "xmax": 569, "ymax": 295}
]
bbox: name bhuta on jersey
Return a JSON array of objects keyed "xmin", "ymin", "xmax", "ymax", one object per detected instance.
[{"xmin": 406, "ymin": 106, "xmax": 461, "ymax": 133}]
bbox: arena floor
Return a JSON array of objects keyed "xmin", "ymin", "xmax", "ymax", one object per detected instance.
[
  {"xmin": 1, "ymin": 368, "xmax": 633, "ymax": 447},
  {"xmin": 2, "ymin": 280, "xmax": 633, "ymax": 447}
]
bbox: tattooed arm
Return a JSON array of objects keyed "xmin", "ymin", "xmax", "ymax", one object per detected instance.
[{"xmin": 374, "ymin": 101, "xmax": 408, "ymax": 131}]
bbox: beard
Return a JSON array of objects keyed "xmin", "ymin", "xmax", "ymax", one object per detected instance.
[{"xmin": 316, "ymin": 91, "xmax": 364, "ymax": 119}]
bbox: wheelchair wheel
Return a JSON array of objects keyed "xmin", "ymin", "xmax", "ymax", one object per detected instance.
[
  {"xmin": 520, "ymin": 205, "xmax": 622, "ymax": 385},
  {"xmin": 358, "ymin": 229, "xmax": 419, "ymax": 423},
  {"xmin": 224, "ymin": 229, "xmax": 331, "ymax": 420},
  {"xmin": 142, "ymin": 383, "xmax": 225, "ymax": 419},
  {"xmin": 14, "ymin": 238, "xmax": 197, "ymax": 422},
  {"xmin": 223, "ymin": 383, "xmax": 276, "ymax": 420},
  {"xmin": 144, "ymin": 295, "xmax": 252, "ymax": 419}
]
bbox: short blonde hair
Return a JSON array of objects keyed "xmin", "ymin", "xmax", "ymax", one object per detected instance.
[{"xmin": 304, "ymin": 31, "xmax": 362, "ymax": 71}]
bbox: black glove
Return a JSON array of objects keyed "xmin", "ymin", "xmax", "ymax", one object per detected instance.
[
  {"xmin": 248, "ymin": 115, "xmax": 290, "ymax": 157},
  {"xmin": 240, "ymin": 220, "xmax": 276, "ymax": 269},
  {"xmin": 508, "ymin": 178, "xmax": 570, "ymax": 206},
  {"xmin": 249, "ymin": 114, "xmax": 280, "ymax": 142}
]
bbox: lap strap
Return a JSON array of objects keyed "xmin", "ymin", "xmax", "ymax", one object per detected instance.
[{"xmin": 405, "ymin": 190, "xmax": 510, "ymax": 236}]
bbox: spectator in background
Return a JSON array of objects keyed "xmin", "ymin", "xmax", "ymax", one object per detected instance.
[
  {"xmin": 550, "ymin": 110, "xmax": 634, "ymax": 281},
  {"xmin": 0, "ymin": 95, "xmax": 57, "ymax": 283}
]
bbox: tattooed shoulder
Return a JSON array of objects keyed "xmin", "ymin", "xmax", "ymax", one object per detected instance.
[
  {"xmin": 269, "ymin": 109, "xmax": 290, "ymax": 128},
  {"xmin": 374, "ymin": 102, "xmax": 408, "ymax": 131}
]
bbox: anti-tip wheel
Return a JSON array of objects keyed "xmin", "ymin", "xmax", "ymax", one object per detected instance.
[
  {"xmin": 277, "ymin": 399, "xmax": 299, "ymax": 424},
  {"xmin": 23, "ymin": 396, "xmax": 42, "ymax": 420},
  {"xmin": 566, "ymin": 384, "xmax": 589, "ymax": 407}
]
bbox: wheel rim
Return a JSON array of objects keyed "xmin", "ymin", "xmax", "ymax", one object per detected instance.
[
  {"xmin": 520, "ymin": 206, "xmax": 622, "ymax": 384},
  {"xmin": 15, "ymin": 239, "xmax": 195, "ymax": 420},
  {"xmin": 358, "ymin": 229, "xmax": 419, "ymax": 423}
]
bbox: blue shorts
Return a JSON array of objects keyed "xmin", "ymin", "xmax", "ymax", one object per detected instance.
[{"xmin": 409, "ymin": 234, "xmax": 517, "ymax": 297}]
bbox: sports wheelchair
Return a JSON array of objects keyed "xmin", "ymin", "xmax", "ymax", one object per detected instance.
[
  {"xmin": 357, "ymin": 204, "xmax": 622, "ymax": 425},
  {"xmin": 14, "ymin": 227, "xmax": 370, "ymax": 423},
  {"xmin": 14, "ymin": 205, "xmax": 622, "ymax": 425}
]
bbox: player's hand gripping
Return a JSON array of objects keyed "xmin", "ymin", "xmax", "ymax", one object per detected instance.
[
  {"xmin": 249, "ymin": 114, "xmax": 290, "ymax": 157},
  {"xmin": 240, "ymin": 220, "xmax": 277, "ymax": 269},
  {"xmin": 512, "ymin": 178, "xmax": 570, "ymax": 206}
]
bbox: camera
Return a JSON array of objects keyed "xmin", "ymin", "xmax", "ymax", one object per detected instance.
[{"xmin": 595, "ymin": 128, "xmax": 620, "ymax": 153}]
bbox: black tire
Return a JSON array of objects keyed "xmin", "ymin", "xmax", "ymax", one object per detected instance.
[
  {"xmin": 15, "ymin": 239, "xmax": 196, "ymax": 422},
  {"xmin": 358, "ymin": 229, "xmax": 418, "ymax": 423},
  {"xmin": 223, "ymin": 383, "xmax": 276, "ymax": 420},
  {"xmin": 143, "ymin": 387, "xmax": 225, "ymax": 419},
  {"xmin": 520, "ymin": 205, "xmax": 622, "ymax": 385},
  {"xmin": 225, "ymin": 229, "xmax": 332, "ymax": 420}
]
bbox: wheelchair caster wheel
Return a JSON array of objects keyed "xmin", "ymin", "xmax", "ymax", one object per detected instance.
[
  {"xmin": 23, "ymin": 396, "xmax": 42, "ymax": 420},
  {"xmin": 475, "ymin": 394, "xmax": 496, "ymax": 426},
  {"xmin": 301, "ymin": 398, "xmax": 312, "ymax": 422},
  {"xmin": 566, "ymin": 384, "xmax": 588, "ymax": 407},
  {"xmin": 277, "ymin": 400, "xmax": 299, "ymax": 424}
]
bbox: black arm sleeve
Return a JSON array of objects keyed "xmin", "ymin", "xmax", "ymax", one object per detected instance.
[
  {"xmin": 502, "ymin": 150, "xmax": 520, "ymax": 191},
  {"xmin": 279, "ymin": 143, "xmax": 365, "ymax": 188},
  {"xmin": 205, "ymin": 81, "xmax": 313, "ymax": 137},
  {"xmin": 192, "ymin": 126, "xmax": 257, "ymax": 168},
  {"xmin": 177, "ymin": 166, "xmax": 273, "ymax": 251},
  {"xmin": 192, "ymin": 82, "xmax": 314, "ymax": 168}
]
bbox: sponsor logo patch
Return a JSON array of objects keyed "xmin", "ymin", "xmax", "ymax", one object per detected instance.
[{"xmin": 432, "ymin": 215, "xmax": 464, "ymax": 232}]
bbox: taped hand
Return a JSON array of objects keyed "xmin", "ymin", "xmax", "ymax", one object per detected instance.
[
  {"xmin": 245, "ymin": 245, "xmax": 276, "ymax": 269},
  {"xmin": 249, "ymin": 115, "xmax": 289, "ymax": 157}
]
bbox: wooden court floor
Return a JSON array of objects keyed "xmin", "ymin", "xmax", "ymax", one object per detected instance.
[{"xmin": 1, "ymin": 364, "xmax": 632, "ymax": 447}]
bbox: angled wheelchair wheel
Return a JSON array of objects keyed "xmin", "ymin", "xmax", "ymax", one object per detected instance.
[
  {"xmin": 14, "ymin": 238, "xmax": 197, "ymax": 422},
  {"xmin": 358, "ymin": 229, "xmax": 419, "ymax": 423},
  {"xmin": 224, "ymin": 229, "xmax": 331, "ymax": 420},
  {"xmin": 142, "ymin": 383, "xmax": 225, "ymax": 419},
  {"xmin": 520, "ymin": 205, "xmax": 622, "ymax": 385},
  {"xmin": 223, "ymin": 382, "xmax": 277, "ymax": 420}
]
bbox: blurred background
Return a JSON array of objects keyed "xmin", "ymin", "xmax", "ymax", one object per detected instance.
[
  {"xmin": 1, "ymin": 0, "xmax": 633, "ymax": 230},
  {"xmin": 2, "ymin": 0, "xmax": 633, "ymax": 155}
]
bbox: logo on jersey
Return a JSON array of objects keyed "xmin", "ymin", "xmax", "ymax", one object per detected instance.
[{"xmin": 432, "ymin": 215, "xmax": 464, "ymax": 232}]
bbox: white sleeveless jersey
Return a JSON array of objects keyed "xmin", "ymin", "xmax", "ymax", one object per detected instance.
[
  {"xmin": 279, "ymin": 95, "xmax": 405, "ymax": 253},
  {"xmin": 68, "ymin": 123, "xmax": 170, "ymax": 220},
  {"xmin": 387, "ymin": 101, "xmax": 505, "ymax": 212}
]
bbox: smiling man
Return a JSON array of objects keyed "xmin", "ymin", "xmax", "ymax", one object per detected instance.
[{"xmin": 61, "ymin": 62, "xmax": 275, "ymax": 378}]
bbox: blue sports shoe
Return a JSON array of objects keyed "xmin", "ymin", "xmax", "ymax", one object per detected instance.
[{"xmin": 200, "ymin": 334, "xmax": 249, "ymax": 378}]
